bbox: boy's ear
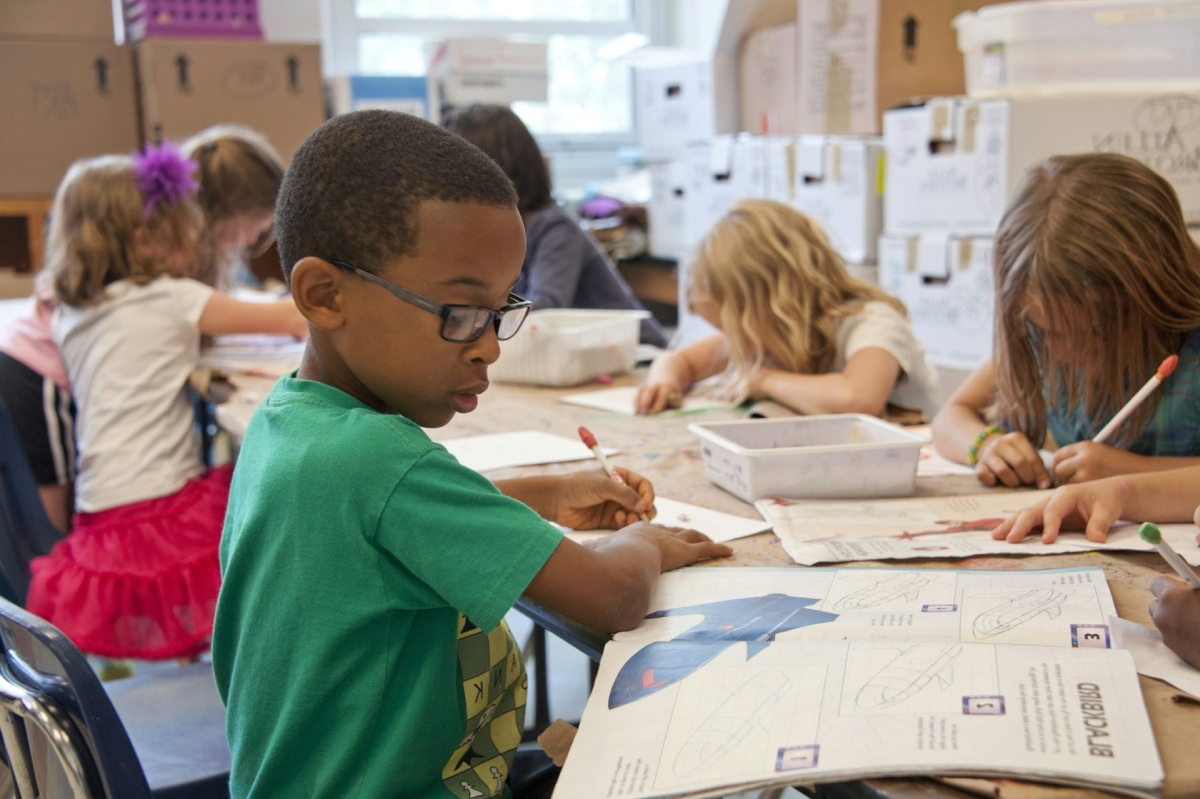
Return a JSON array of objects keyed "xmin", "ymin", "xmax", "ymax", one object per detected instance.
[{"xmin": 290, "ymin": 257, "xmax": 347, "ymax": 331}]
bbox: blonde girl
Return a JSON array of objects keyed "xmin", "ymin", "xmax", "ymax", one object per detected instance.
[
  {"xmin": 635, "ymin": 199, "xmax": 938, "ymax": 418},
  {"xmin": 183, "ymin": 125, "xmax": 284, "ymax": 289},
  {"xmin": 932, "ymin": 153, "xmax": 1200, "ymax": 489},
  {"xmin": 27, "ymin": 145, "xmax": 306, "ymax": 660}
]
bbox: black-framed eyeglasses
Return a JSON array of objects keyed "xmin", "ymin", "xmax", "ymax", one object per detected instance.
[{"xmin": 327, "ymin": 259, "xmax": 532, "ymax": 343}]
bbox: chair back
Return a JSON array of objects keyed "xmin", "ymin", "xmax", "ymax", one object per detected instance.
[
  {"xmin": 0, "ymin": 401, "xmax": 64, "ymax": 604},
  {"xmin": 0, "ymin": 595, "xmax": 151, "ymax": 798}
]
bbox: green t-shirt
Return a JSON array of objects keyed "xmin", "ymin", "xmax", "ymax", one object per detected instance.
[{"xmin": 212, "ymin": 375, "xmax": 563, "ymax": 798}]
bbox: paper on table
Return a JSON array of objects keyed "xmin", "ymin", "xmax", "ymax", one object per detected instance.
[
  {"xmin": 559, "ymin": 385, "xmax": 733, "ymax": 416},
  {"xmin": 1110, "ymin": 615, "xmax": 1200, "ymax": 698},
  {"xmin": 563, "ymin": 497, "xmax": 771, "ymax": 545},
  {"xmin": 755, "ymin": 491, "xmax": 1200, "ymax": 566},
  {"xmin": 441, "ymin": 430, "xmax": 616, "ymax": 473}
]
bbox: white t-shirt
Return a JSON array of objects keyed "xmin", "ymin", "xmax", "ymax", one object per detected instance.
[
  {"xmin": 833, "ymin": 300, "xmax": 940, "ymax": 420},
  {"xmin": 55, "ymin": 276, "xmax": 215, "ymax": 512}
]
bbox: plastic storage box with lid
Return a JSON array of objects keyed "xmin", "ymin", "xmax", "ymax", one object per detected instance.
[
  {"xmin": 954, "ymin": 0, "xmax": 1200, "ymax": 97},
  {"xmin": 490, "ymin": 309, "xmax": 649, "ymax": 387},
  {"xmin": 688, "ymin": 415, "xmax": 926, "ymax": 502}
]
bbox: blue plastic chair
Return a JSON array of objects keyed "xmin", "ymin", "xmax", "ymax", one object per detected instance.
[
  {"xmin": 0, "ymin": 400, "xmax": 64, "ymax": 604},
  {"xmin": 0, "ymin": 596, "xmax": 231, "ymax": 798}
]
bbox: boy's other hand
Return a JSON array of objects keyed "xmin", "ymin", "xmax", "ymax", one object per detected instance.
[
  {"xmin": 1150, "ymin": 576, "xmax": 1200, "ymax": 669},
  {"xmin": 992, "ymin": 483, "xmax": 1120, "ymax": 544},
  {"xmin": 974, "ymin": 431, "xmax": 1052, "ymax": 489},
  {"xmin": 634, "ymin": 381, "xmax": 684, "ymax": 415},
  {"xmin": 553, "ymin": 468, "xmax": 656, "ymax": 530},
  {"xmin": 623, "ymin": 523, "xmax": 733, "ymax": 571}
]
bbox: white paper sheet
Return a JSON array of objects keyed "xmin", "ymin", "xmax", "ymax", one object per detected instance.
[
  {"xmin": 1110, "ymin": 615, "xmax": 1200, "ymax": 698},
  {"xmin": 754, "ymin": 491, "xmax": 1200, "ymax": 567},
  {"xmin": 559, "ymin": 385, "xmax": 734, "ymax": 416},
  {"xmin": 553, "ymin": 567, "xmax": 1160, "ymax": 799},
  {"xmin": 440, "ymin": 430, "xmax": 617, "ymax": 473},
  {"xmin": 563, "ymin": 498, "xmax": 771, "ymax": 546}
]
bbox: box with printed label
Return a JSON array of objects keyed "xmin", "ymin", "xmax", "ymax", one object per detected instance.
[
  {"xmin": 135, "ymin": 38, "xmax": 324, "ymax": 163},
  {"xmin": 884, "ymin": 92, "xmax": 1200, "ymax": 235},
  {"xmin": 796, "ymin": 0, "xmax": 1001, "ymax": 135},
  {"xmin": 327, "ymin": 75, "xmax": 428, "ymax": 119},
  {"xmin": 878, "ymin": 233, "xmax": 994, "ymax": 369},
  {"xmin": 793, "ymin": 136, "xmax": 884, "ymax": 264},
  {"xmin": 636, "ymin": 60, "xmax": 719, "ymax": 163},
  {"xmin": 429, "ymin": 38, "xmax": 547, "ymax": 107},
  {"xmin": 0, "ymin": 40, "xmax": 139, "ymax": 196},
  {"xmin": 648, "ymin": 162, "xmax": 687, "ymax": 260}
]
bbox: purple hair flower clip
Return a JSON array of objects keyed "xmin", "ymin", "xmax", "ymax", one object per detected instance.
[{"xmin": 133, "ymin": 141, "xmax": 200, "ymax": 221}]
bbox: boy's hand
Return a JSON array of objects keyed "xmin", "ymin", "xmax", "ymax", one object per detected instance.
[
  {"xmin": 974, "ymin": 431, "xmax": 1053, "ymax": 489},
  {"xmin": 992, "ymin": 483, "xmax": 1120, "ymax": 544},
  {"xmin": 552, "ymin": 468, "xmax": 656, "ymax": 530},
  {"xmin": 619, "ymin": 523, "xmax": 733, "ymax": 571},
  {"xmin": 634, "ymin": 381, "xmax": 684, "ymax": 415},
  {"xmin": 1052, "ymin": 442, "xmax": 1142, "ymax": 485},
  {"xmin": 1150, "ymin": 577, "xmax": 1200, "ymax": 669}
]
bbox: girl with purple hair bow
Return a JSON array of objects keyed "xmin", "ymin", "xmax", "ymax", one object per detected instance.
[{"xmin": 17, "ymin": 142, "xmax": 308, "ymax": 664}]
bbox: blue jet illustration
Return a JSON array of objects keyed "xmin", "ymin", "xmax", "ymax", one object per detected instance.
[{"xmin": 609, "ymin": 594, "xmax": 838, "ymax": 708}]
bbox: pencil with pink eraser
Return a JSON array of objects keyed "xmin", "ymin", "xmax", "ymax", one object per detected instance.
[
  {"xmin": 1092, "ymin": 355, "xmax": 1179, "ymax": 445},
  {"xmin": 577, "ymin": 426, "xmax": 650, "ymax": 523}
]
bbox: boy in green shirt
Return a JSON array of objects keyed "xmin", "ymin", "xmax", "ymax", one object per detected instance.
[{"xmin": 211, "ymin": 110, "xmax": 730, "ymax": 799}]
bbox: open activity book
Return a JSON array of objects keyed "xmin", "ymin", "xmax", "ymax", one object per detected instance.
[{"xmin": 553, "ymin": 567, "xmax": 1161, "ymax": 799}]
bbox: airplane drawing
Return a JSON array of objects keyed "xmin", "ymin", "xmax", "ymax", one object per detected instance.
[
  {"xmin": 833, "ymin": 572, "xmax": 931, "ymax": 610},
  {"xmin": 672, "ymin": 670, "xmax": 792, "ymax": 777},
  {"xmin": 608, "ymin": 594, "xmax": 838, "ymax": 708},
  {"xmin": 972, "ymin": 589, "xmax": 1068, "ymax": 639},
  {"xmin": 855, "ymin": 644, "xmax": 963, "ymax": 710}
]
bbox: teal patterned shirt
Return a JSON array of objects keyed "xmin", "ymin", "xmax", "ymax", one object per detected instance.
[{"xmin": 1047, "ymin": 330, "xmax": 1200, "ymax": 454}]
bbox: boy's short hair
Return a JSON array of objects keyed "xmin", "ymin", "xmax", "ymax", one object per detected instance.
[{"xmin": 275, "ymin": 110, "xmax": 518, "ymax": 282}]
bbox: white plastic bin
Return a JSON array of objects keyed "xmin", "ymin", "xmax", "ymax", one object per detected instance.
[
  {"xmin": 955, "ymin": 0, "xmax": 1200, "ymax": 97},
  {"xmin": 688, "ymin": 415, "xmax": 926, "ymax": 502},
  {"xmin": 490, "ymin": 309, "xmax": 649, "ymax": 387}
]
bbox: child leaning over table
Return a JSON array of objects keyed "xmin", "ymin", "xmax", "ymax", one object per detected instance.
[
  {"xmin": 211, "ymin": 110, "xmax": 731, "ymax": 799},
  {"xmin": 992, "ymin": 465, "xmax": 1200, "ymax": 668}
]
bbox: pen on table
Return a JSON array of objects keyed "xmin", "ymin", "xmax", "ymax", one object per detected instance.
[
  {"xmin": 1092, "ymin": 355, "xmax": 1178, "ymax": 444},
  {"xmin": 577, "ymin": 426, "xmax": 651, "ymax": 523},
  {"xmin": 1138, "ymin": 523, "xmax": 1200, "ymax": 589}
]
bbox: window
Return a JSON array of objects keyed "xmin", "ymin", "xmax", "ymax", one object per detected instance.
[{"xmin": 324, "ymin": 0, "xmax": 662, "ymax": 139}]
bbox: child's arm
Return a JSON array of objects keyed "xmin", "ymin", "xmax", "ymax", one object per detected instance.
[
  {"xmin": 747, "ymin": 347, "xmax": 899, "ymax": 416},
  {"xmin": 524, "ymin": 526, "xmax": 732, "ymax": 633},
  {"xmin": 197, "ymin": 292, "xmax": 308, "ymax": 339},
  {"xmin": 1150, "ymin": 576, "xmax": 1200, "ymax": 669},
  {"xmin": 1051, "ymin": 443, "xmax": 1200, "ymax": 485},
  {"xmin": 992, "ymin": 465, "xmax": 1200, "ymax": 543},
  {"xmin": 494, "ymin": 467, "xmax": 655, "ymax": 530},
  {"xmin": 634, "ymin": 334, "xmax": 728, "ymax": 414},
  {"xmin": 931, "ymin": 359, "xmax": 1053, "ymax": 489}
]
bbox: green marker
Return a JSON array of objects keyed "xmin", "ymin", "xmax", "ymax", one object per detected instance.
[{"xmin": 1139, "ymin": 522, "xmax": 1200, "ymax": 589}]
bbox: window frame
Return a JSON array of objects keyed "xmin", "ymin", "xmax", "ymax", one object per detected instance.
[{"xmin": 321, "ymin": 0, "xmax": 666, "ymax": 151}]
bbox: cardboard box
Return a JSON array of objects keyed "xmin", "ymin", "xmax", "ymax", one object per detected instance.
[
  {"xmin": 792, "ymin": 136, "xmax": 884, "ymax": 263},
  {"xmin": 739, "ymin": 22, "xmax": 796, "ymax": 135},
  {"xmin": 635, "ymin": 60, "xmax": 719, "ymax": 164},
  {"xmin": 764, "ymin": 137, "xmax": 794, "ymax": 202},
  {"xmin": 0, "ymin": 40, "xmax": 139, "ymax": 196},
  {"xmin": 0, "ymin": 0, "xmax": 115, "ymax": 41},
  {"xmin": 328, "ymin": 75, "xmax": 428, "ymax": 119},
  {"xmin": 884, "ymin": 92, "xmax": 1200, "ymax": 235},
  {"xmin": 430, "ymin": 38, "xmax": 547, "ymax": 107},
  {"xmin": 797, "ymin": 0, "xmax": 997, "ymax": 135},
  {"xmin": 878, "ymin": 233, "xmax": 994, "ymax": 369},
  {"xmin": 648, "ymin": 162, "xmax": 687, "ymax": 260},
  {"xmin": 135, "ymin": 38, "xmax": 325, "ymax": 163}
]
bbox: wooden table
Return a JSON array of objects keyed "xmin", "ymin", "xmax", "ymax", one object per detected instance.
[{"xmin": 213, "ymin": 370, "xmax": 1200, "ymax": 799}]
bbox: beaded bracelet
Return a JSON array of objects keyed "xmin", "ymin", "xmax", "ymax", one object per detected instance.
[{"xmin": 967, "ymin": 424, "xmax": 1006, "ymax": 467}]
